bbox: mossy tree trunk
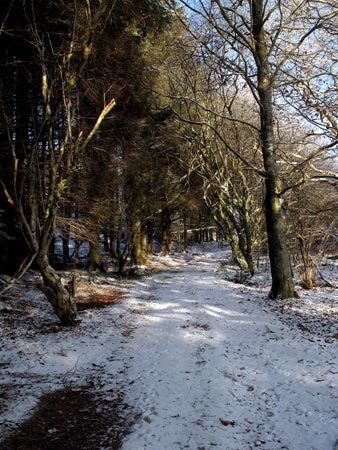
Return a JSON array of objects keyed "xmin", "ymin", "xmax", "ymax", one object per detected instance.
[{"xmin": 252, "ymin": 0, "xmax": 296, "ymax": 298}]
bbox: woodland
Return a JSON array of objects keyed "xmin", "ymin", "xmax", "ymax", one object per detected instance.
[{"xmin": 1, "ymin": 0, "xmax": 338, "ymax": 326}]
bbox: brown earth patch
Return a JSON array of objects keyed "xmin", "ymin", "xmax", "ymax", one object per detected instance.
[{"xmin": 0, "ymin": 387, "xmax": 135, "ymax": 450}]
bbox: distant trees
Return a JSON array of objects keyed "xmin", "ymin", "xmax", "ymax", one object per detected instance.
[{"xmin": 164, "ymin": 0, "xmax": 338, "ymax": 298}]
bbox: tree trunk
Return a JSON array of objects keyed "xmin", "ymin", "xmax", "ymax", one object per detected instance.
[
  {"xmin": 214, "ymin": 205, "xmax": 254, "ymax": 273},
  {"xmin": 160, "ymin": 205, "xmax": 171, "ymax": 256},
  {"xmin": 74, "ymin": 239, "xmax": 80, "ymax": 268},
  {"xmin": 131, "ymin": 218, "xmax": 147, "ymax": 265},
  {"xmin": 86, "ymin": 237, "xmax": 105, "ymax": 272},
  {"xmin": 62, "ymin": 233, "xmax": 69, "ymax": 269},
  {"xmin": 141, "ymin": 226, "xmax": 147, "ymax": 261},
  {"xmin": 228, "ymin": 235, "xmax": 248, "ymax": 271},
  {"xmin": 252, "ymin": 0, "xmax": 296, "ymax": 298},
  {"xmin": 103, "ymin": 231, "xmax": 110, "ymax": 253},
  {"xmin": 146, "ymin": 220, "xmax": 154, "ymax": 255},
  {"xmin": 183, "ymin": 215, "xmax": 188, "ymax": 251},
  {"xmin": 237, "ymin": 227, "xmax": 255, "ymax": 276},
  {"xmin": 36, "ymin": 252, "xmax": 77, "ymax": 326},
  {"xmin": 109, "ymin": 226, "xmax": 117, "ymax": 259}
]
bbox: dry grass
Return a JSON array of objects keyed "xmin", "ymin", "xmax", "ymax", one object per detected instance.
[{"xmin": 76, "ymin": 286, "xmax": 125, "ymax": 311}]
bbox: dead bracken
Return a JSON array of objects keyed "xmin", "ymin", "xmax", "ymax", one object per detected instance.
[{"xmin": 76, "ymin": 291, "xmax": 125, "ymax": 311}]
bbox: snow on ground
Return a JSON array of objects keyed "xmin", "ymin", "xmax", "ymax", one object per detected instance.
[{"xmin": 0, "ymin": 244, "xmax": 338, "ymax": 450}]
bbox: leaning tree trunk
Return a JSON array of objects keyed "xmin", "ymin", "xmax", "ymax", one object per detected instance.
[
  {"xmin": 253, "ymin": 0, "xmax": 296, "ymax": 298},
  {"xmin": 36, "ymin": 252, "xmax": 77, "ymax": 325}
]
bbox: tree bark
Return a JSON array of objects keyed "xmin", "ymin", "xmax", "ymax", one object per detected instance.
[
  {"xmin": 252, "ymin": 0, "xmax": 296, "ymax": 298},
  {"xmin": 62, "ymin": 233, "xmax": 70, "ymax": 269},
  {"xmin": 74, "ymin": 239, "xmax": 81, "ymax": 268},
  {"xmin": 183, "ymin": 215, "xmax": 188, "ymax": 252},
  {"xmin": 160, "ymin": 204, "xmax": 171, "ymax": 256},
  {"xmin": 36, "ymin": 252, "xmax": 77, "ymax": 326},
  {"xmin": 86, "ymin": 237, "xmax": 105, "ymax": 272},
  {"xmin": 146, "ymin": 219, "xmax": 154, "ymax": 255},
  {"xmin": 131, "ymin": 218, "xmax": 147, "ymax": 265}
]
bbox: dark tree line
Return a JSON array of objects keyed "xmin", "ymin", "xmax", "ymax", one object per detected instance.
[{"xmin": 0, "ymin": 0, "xmax": 211, "ymax": 324}]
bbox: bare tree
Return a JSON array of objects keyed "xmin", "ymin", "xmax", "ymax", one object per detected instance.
[{"xmin": 162, "ymin": 0, "xmax": 338, "ymax": 298}]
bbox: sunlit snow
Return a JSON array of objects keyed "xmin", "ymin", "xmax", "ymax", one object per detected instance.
[{"xmin": 0, "ymin": 244, "xmax": 337, "ymax": 450}]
